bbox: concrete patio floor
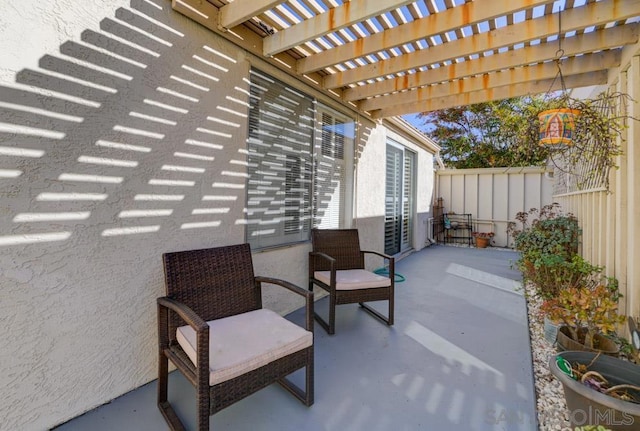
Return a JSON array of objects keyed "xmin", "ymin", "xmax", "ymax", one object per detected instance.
[{"xmin": 54, "ymin": 245, "xmax": 536, "ymax": 431}]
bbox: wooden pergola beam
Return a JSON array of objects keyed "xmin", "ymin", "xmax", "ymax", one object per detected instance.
[
  {"xmin": 343, "ymin": 25, "xmax": 638, "ymax": 102},
  {"xmin": 219, "ymin": 0, "xmax": 283, "ymax": 29},
  {"xmin": 263, "ymin": 0, "xmax": 415, "ymax": 56},
  {"xmin": 371, "ymin": 71, "xmax": 608, "ymax": 118},
  {"xmin": 359, "ymin": 51, "xmax": 620, "ymax": 112},
  {"xmin": 297, "ymin": 0, "xmax": 554, "ymax": 74},
  {"xmin": 324, "ymin": 0, "xmax": 640, "ymax": 89},
  {"xmin": 171, "ymin": 0, "xmax": 343, "ymax": 101}
]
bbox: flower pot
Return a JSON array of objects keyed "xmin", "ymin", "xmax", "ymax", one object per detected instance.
[
  {"xmin": 549, "ymin": 351, "xmax": 640, "ymax": 430},
  {"xmin": 538, "ymin": 108, "xmax": 580, "ymax": 147},
  {"xmin": 475, "ymin": 237, "xmax": 490, "ymax": 248},
  {"xmin": 544, "ymin": 315, "xmax": 561, "ymax": 345},
  {"xmin": 556, "ymin": 326, "xmax": 620, "ymax": 356}
]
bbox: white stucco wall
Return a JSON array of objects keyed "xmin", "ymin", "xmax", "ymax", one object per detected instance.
[
  {"xmin": 0, "ymin": 1, "xmax": 437, "ymax": 429},
  {"xmin": 1, "ymin": 1, "xmax": 253, "ymax": 429}
]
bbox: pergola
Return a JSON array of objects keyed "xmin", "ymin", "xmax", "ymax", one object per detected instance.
[{"xmin": 174, "ymin": 0, "xmax": 640, "ymax": 118}]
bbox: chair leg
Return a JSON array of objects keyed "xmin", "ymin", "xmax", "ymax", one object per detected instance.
[
  {"xmin": 310, "ymin": 281, "xmax": 335, "ymax": 334},
  {"xmin": 157, "ymin": 353, "xmax": 187, "ymax": 431},
  {"xmin": 313, "ymin": 310, "xmax": 334, "ymax": 335},
  {"xmin": 158, "ymin": 351, "xmax": 168, "ymax": 406},
  {"xmin": 276, "ymin": 347, "xmax": 314, "ymax": 406},
  {"xmin": 306, "ymin": 347, "xmax": 314, "ymax": 406},
  {"xmin": 196, "ymin": 380, "xmax": 210, "ymax": 431},
  {"xmin": 328, "ymin": 294, "xmax": 336, "ymax": 334},
  {"xmin": 359, "ymin": 301, "xmax": 393, "ymax": 326}
]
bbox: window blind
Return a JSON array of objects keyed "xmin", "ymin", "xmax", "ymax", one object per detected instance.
[
  {"xmin": 246, "ymin": 69, "xmax": 314, "ymax": 249},
  {"xmin": 313, "ymin": 108, "xmax": 349, "ymax": 229}
]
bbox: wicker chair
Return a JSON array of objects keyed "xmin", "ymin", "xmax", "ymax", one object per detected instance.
[
  {"xmin": 309, "ymin": 228, "xmax": 394, "ymax": 335},
  {"xmin": 157, "ymin": 243, "xmax": 314, "ymax": 431}
]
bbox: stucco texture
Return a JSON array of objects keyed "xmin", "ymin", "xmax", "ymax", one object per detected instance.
[{"xmin": 0, "ymin": 1, "xmax": 251, "ymax": 429}]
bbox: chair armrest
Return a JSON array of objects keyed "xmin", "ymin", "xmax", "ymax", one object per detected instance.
[
  {"xmin": 361, "ymin": 250, "xmax": 394, "ymax": 262},
  {"xmin": 255, "ymin": 276, "xmax": 311, "ymax": 299},
  {"xmin": 255, "ymin": 277, "xmax": 314, "ymax": 332},
  {"xmin": 309, "ymin": 251, "xmax": 336, "ymax": 268},
  {"xmin": 158, "ymin": 296, "xmax": 208, "ymax": 332},
  {"xmin": 157, "ymin": 297, "xmax": 210, "ymax": 379},
  {"xmin": 308, "ymin": 251, "xmax": 337, "ymax": 291},
  {"xmin": 361, "ymin": 250, "xmax": 395, "ymax": 280}
]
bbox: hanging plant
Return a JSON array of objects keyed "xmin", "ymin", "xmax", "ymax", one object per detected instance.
[
  {"xmin": 532, "ymin": 91, "xmax": 630, "ymax": 191},
  {"xmin": 522, "ymin": 5, "xmax": 632, "ymax": 191},
  {"xmin": 538, "ymin": 107, "xmax": 580, "ymax": 148}
]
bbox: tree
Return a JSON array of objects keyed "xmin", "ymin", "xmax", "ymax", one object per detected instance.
[{"xmin": 418, "ymin": 97, "xmax": 551, "ymax": 168}]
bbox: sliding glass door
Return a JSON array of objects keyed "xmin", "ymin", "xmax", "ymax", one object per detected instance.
[{"xmin": 384, "ymin": 141, "xmax": 415, "ymax": 256}]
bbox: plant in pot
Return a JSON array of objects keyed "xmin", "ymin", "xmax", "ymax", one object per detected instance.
[
  {"xmin": 541, "ymin": 274, "xmax": 626, "ymax": 355},
  {"xmin": 532, "ymin": 254, "xmax": 608, "ymax": 343},
  {"xmin": 471, "ymin": 231, "xmax": 494, "ymax": 248},
  {"xmin": 550, "ymin": 350, "xmax": 640, "ymax": 430},
  {"xmin": 550, "ymin": 306, "xmax": 640, "ymax": 430},
  {"xmin": 507, "ymin": 203, "xmax": 583, "ymax": 342}
]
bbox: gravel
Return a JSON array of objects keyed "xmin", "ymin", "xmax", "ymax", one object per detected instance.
[{"xmin": 525, "ymin": 282, "xmax": 574, "ymax": 431}]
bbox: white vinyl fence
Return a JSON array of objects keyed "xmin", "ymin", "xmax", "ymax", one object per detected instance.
[{"xmin": 435, "ymin": 167, "xmax": 555, "ymax": 247}]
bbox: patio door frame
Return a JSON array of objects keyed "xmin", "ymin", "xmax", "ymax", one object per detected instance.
[{"xmin": 385, "ymin": 139, "xmax": 415, "ymax": 256}]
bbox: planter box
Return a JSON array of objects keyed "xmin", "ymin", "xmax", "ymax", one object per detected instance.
[{"xmin": 556, "ymin": 326, "xmax": 620, "ymax": 356}]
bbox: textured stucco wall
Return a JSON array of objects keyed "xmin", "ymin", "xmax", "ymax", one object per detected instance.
[
  {"xmin": 0, "ymin": 1, "xmax": 253, "ymax": 429},
  {"xmin": 354, "ymin": 121, "xmax": 386, "ymax": 262},
  {"xmin": 0, "ymin": 1, "xmax": 436, "ymax": 429}
]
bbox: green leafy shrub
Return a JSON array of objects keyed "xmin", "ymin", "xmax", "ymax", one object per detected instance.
[
  {"xmin": 521, "ymin": 253, "xmax": 604, "ymax": 300},
  {"xmin": 541, "ymin": 278, "xmax": 625, "ymax": 349},
  {"xmin": 509, "ymin": 204, "xmax": 581, "ymax": 259},
  {"xmin": 508, "ymin": 204, "xmax": 582, "ymax": 298}
]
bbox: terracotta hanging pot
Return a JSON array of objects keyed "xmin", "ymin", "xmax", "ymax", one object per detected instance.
[{"xmin": 538, "ymin": 108, "xmax": 580, "ymax": 147}]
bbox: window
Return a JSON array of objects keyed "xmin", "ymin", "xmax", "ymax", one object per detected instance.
[
  {"xmin": 246, "ymin": 70, "xmax": 314, "ymax": 249},
  {"xmin": 245, "ymin": 70, "xmax": 354, "ymax": 249},
  {"xmin": 313, "ymin": 107, "xmax": 353, "ymax": 229}
]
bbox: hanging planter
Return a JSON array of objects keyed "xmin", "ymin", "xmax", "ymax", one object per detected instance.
[{"xmin": 538, "ymin": 108, "xmax": 580, "ymax": 147}]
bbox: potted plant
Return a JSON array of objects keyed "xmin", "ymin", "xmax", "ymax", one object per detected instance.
[
  {"xmin": 514, "ymin": 91, "xmax": 629, "ymax": 192},
  {"xmin": 550, "ymin": 317, "xmax": 640, "ymax": 429},
  {"xmin": 471, "ymin": 231, "xmax": 494, "ymax": 248},
  {"xmin": 541, "ymin": 276, "xmax": 626, "ymax": 355},
  {"xmin": 508, "ymin": 204, "xmax": 587, "ymax": 342},
  {"xmin": 550, "ymin": 351, "xmax": 640, "ymax": 430}
]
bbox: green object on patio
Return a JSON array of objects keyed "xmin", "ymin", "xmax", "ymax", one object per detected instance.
[{"xmin": 374, "ymin": 267, "xmax": 405, "ymax": 282}]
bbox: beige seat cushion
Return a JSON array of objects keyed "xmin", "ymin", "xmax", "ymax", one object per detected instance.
[
  {"xmin": 314, "ymin": 269, "xmax": 391, "ymax": 290},
  {"xmin": 176, "ymin": 308, "xmax": 312, "ymax": 386}
]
